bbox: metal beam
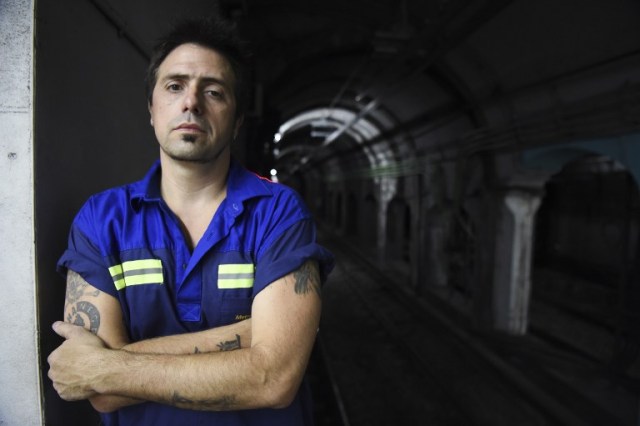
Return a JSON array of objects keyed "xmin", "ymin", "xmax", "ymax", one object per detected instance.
[{"xmin": 89, "ymin": 0, "xmax": 151, "ymax": 60}]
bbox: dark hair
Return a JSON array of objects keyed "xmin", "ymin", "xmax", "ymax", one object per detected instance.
[{"xmin": 146, "ymin": 17, "xmax": 251, "ymax": 117}]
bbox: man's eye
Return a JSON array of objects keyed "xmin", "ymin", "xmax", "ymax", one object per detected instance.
[
  {"xmin": 206, "ymin": 89, "xmax": 224, "ymax": 99},
  {"xmin": 167, "ymin": 83, "xmax": 182, "ymax": 92}
]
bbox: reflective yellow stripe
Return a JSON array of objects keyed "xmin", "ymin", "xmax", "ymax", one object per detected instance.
[
  {"xmin": 108, "ymin": 264, "xmax": 123, "ymax": 275},
  {"xmin": 113, "ymin": 278, "xmax": 126, "ymax": 291},
  {"xmin": 219, "ymin": 264, "xmax": 255, "ymax": 274},
  {"xmin": 109, "ymin": 259, "xmax": 163, "ymax": 290},
  {"xmin": 108, "ymin": 264, "xmax": 126, "ymax": 290},
  {"xmin": 124, "ymin": 273, "xmax": 164, "ymax": 286},
  {"xmin": 122, "ymin": 259, "xmax": 162, "ymax": 272},
  {"xmin": 218, "ymin": 264, "xmax": 254, "ymax": 289}
]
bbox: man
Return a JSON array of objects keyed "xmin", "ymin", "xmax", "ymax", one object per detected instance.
[{"xmin": 48, "ymin": 17, "xmax": 334, "ymax": 426}]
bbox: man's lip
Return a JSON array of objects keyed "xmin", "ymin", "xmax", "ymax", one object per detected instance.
[{"xmin": 175, "ymin": 123, "xmax": 204, "ymax": 132}]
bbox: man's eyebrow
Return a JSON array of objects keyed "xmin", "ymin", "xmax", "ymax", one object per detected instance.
[{"xmin": 161, "ymin": 73, "xmax": 230, "ymax": 88}]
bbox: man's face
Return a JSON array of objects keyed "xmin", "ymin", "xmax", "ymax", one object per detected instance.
[{"xmin": 149, "ymin": 43, "xmax": 242, "ymax": 164}]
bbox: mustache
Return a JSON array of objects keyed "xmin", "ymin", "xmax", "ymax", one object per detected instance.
[{"xmin": 171, "ymin": 113, "xmax": 209, "ymax": 131}]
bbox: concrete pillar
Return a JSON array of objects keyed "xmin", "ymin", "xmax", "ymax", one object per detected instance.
[
  {"xmin": 376, "ymin": 177, "xmax": 396, "ymax": 264},
  {"xmin": 426, "ymin": 209, "xmax": 451, "ymax": 287},
  {"xmin": 410, "ymin": 174, "xmax": 423, "ymax": 291},
  {"xmin": 0, "ymin": 0, "xmax": 43, "ymax": 424},
  {"xmin": 493, "ymin": 189, "xmax": 542, "ymax": 335},
  {"xmin": 377, "ymin": 200, "xmax": 388, "ymax": 264}
]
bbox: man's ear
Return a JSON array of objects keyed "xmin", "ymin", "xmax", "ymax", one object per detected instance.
[{"xmin": 148, "ymin": 102, "xmax": 153, "ymax": 127}]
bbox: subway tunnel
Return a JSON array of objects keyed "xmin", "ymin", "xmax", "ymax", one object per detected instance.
[{"xmin": 19, "ymin": 0, "xmax": 640, "ymax": 424}]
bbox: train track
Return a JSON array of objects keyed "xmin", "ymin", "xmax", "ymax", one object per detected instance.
[{"xmin": 316, "ymin": 235, "xmax": 630, "ymax": 425}]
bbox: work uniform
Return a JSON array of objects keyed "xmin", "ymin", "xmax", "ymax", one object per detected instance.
[{"xmin": 57, "ymin": 159, "xmax": 334, "ymax": 426}]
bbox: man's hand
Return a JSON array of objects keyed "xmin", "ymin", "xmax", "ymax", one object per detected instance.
[{"xmin": 48, "ymin": 321, "xmax": 110, "ymax": 401}]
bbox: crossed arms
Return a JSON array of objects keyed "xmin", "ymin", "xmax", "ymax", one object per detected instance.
[{"xmin": 48, "ymin": 260, "xmax": 322, "ymax": 412}]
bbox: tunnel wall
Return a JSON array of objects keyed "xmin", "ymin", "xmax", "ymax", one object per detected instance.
[
  {"xmin": 34, "ymin": 1, "xmax": 156, "ymax": 424},
  {"xmin": 298, "ymin": 57, "xmax": 640, "ymax": 333}
]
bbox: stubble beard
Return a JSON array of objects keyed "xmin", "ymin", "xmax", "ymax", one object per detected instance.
[{"xmin": 161, "ymin": 134, "xmax": 230, "ymax": 164}]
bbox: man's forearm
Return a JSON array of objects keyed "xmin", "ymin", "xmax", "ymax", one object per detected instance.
[
  {"xmin": 89, "ymin": 319, "xmax": 251, "ymax": 412},
  {"xmin": 93, "ymin": 346, "xmax": 285, "ymax": 411},
  {"xmin": 124, "ymin": 319, "xmax": 251, "ymax": 354}
]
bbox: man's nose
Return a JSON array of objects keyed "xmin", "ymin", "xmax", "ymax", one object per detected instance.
[{"xmin": 183, "ymin": 87, "xmax": 202, "ymax": 115}]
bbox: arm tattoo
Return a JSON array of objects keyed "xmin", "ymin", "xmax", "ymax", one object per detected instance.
[
  {"xmin": 293, "ymin": 261, "xmax": 321, "ymax": 297},
  {"xmin": 65, "ymin": 270, "xmax": 102, "ymax": 334},
  {"xmin": 66, "ymin": 301, "xmax": 101, "ymax": 334},
  {"xmin": 65, "ymin": 270, "xmax": 100, "ymax": 305},
  {"xmin": 171, "ymin": 391, "xmax": 236, "ymax": 410},
  {"xmin": 216, "ymin": 334, "xmax": 241, "ymax": 352}
]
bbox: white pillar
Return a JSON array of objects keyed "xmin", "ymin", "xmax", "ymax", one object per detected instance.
[
  {"xmin": 493, "ymin": 190, "xmax": 542, "ymax": 334},
  {"xmin": 427, "ymin": 213, "xmax": 450, "ymax": 287},
  {"xmin": 0, "ymin": 0, "xmax": 42, "ymax": 424},
  {"xmin": 376, "ymin": 177, "xmax": 396, "ymax": 264}
]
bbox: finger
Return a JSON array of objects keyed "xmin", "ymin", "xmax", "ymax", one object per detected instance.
[
  {"xmin": 52, "ymin": 321, "xmax": 86, "ymax": 339},
  {"xmin": 47, "ymin": 349, "xmax": 57, "ymax": 368}
]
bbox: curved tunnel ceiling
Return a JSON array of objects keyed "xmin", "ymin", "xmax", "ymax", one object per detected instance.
[
  {"xmin": 100, "ymin": 0, "xmax": 640, "ymax": 181},
  {"xmin": 223, "ymin": 0, "xmax": 640, "ymax": 185},
  {"xmin": 273, "ymin": 106, "xmax": 393, "ymax": 181}
]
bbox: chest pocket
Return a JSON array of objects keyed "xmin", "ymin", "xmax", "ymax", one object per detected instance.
[{"xmin": 218, "ymin": 264, "xmax": 254, "ymax": 324}]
